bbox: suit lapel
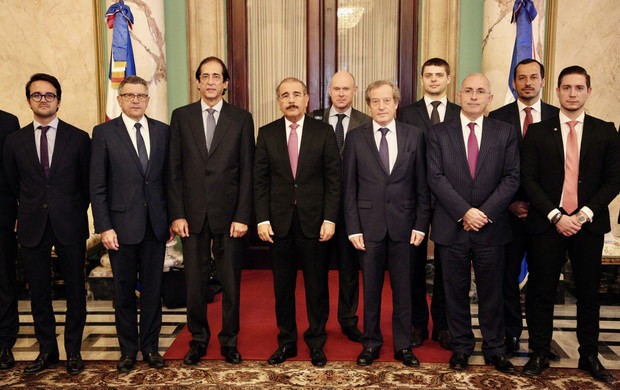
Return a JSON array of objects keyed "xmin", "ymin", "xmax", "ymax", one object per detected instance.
[
  {"xmin": 275, "ymin": 118, "xmax": 294, "ymax": 180},
  {"xmin": 297, "ymin": 116, "xmax": 314, "ymax": 179},
  {"xmin": 145, "ymin": 117, "xmax": 162, "ymax": 178},
  {"xmin": 508, "ymin": 102, "xmax": 523, "ymax": 139},
  {"xmin": 548, "ymin": 117, "xmax": 564, "ymax": 165},
  {"xmin": 579, "ymin": 115, "xmax": 595, "ymax": 167},
  {"xmin": 189, "ymin": 101, "xmax": 209, "ymax": 165},
  {"xmin": 348, "ymin": 109, "xmax": 365, "ymax": 131},
  {"xmin": 362, "ymin": 124, "xmax": 389, "ymax": 176},
  {"xmin": 475, "ymin": 118, "xmax": 494, "ymax": 178},
  {"xmin": 445, "ymin": 102, "xmax": 460, "ymax": 123},
  {"xmin": 48, "ymin": 121, "xmax": 69, "ymax": 179},
  {"xmin": 23, "ymin": 123, "xmax": 45, "ymax": 177},
  {"xmin": 391, "ymin": 123, "xmax": 408, "ymax": 176},
  {"xmin": 112, "ymin": 116, "xmax": 145, "ymax": 177},
  {"xmin": 449, "ymin": 118, "xmax": 471, "ymax": 180},
  {"xmin": 415, "ymin": 99, "xmax": 432, "ymax": 129}
]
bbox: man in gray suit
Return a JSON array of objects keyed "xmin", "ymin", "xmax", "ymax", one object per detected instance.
[
  {"xmin": 427, "ymin": 74, "xmax": 519, "ymax": 373},
  {"xmin": 311, "ymin": 71, "xmax": 370, "ymax": 342}
]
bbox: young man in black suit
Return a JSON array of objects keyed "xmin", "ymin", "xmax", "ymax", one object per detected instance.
[
  {"xmin": 3, "ymin": 74, "xmax": 90, "ymax": 375},
  {"xmin": 521, "ymin": 66, "xmax": 620, "ymax": 383},
  {"xmin": 398, "ymin": 58, "xmax": 460, "ymax": 350},
  {"xmin": 255, "ymin": 77, "xmax": 340, "ymax": 367},
  {"xmin": 90, "ymin": 76, "xmax": 170, "ymax": 373}
]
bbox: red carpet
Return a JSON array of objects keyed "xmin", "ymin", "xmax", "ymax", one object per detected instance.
[{"xmin": 164, "ymin": 269, "xmax": 451, "ymax": 363}]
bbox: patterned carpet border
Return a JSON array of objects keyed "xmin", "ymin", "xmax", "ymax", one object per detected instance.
[{"xmin": 1, "ymin": 361, "xmax": 618, "ymax": 389}]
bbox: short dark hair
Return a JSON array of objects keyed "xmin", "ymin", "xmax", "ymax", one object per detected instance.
[
  {"xmin": 421, "ymin": 58, "xmax": 450, "ymax": 76},
  {"xmin": 119, "ymin": 75, "xmax": 149, "ymax": 92},
  {"xmin": 513, "ymin": 58, "xmax": 545, "ymax": 80},
  {"xmin": 558, "ymin": 65, "xmax": 591, "ymax": 88},
  {"xmin": 195, "ymin": 56, "xmax": 230, "ymax": 83},
  {"xmin": 26, "ymin": 73, "xmax": 62, "ymax": 101}
]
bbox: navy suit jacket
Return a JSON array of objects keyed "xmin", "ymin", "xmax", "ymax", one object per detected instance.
[
  {"xmin": 398, "ymin": 98, "xmax": 461, "ymax": 133},
  {"xmin": 427, "ymin": 117, "xmax": 520, "ymax": 246},
  {"xmin": 0, "ymin": 110, "xmax": 19, "ymax": 230},
  {"xmin": 3, "ymin": 120, "xmax": 90, "ymax": 247},
  {"xmin": 343, "ymin": 121, "xmax": 430, "ymax": 242},
  {"xmin": 90, "ymin": 115, "xmax": 170, "ymax": 244}
]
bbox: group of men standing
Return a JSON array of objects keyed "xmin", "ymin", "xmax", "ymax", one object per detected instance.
[{"xmin": 0, "ymin": 55, "xmax": 617, "ymax": 384}]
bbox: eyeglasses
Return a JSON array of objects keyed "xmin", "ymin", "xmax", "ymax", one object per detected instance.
[
  {"xmin": 120, "ymin": 93, "xmax": 149, "ymax": 101},
  {"xmin": 30, "ymin": 93, "xmax": 57, "ymax": 102},
  {"xmin": 278, "ymin": 92, "xmax": 305, "ymax": 100},
  {"xmin": 200, "ymin": 73, "xmax": 223, "ymax": 82}
]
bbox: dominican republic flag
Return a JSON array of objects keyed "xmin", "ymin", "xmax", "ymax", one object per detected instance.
[
  {"xmin": 506, "ymin": 0, "xmax": 538, "ymax": 103},
  {"xmin": 105, "ymin": 1, "xmax": 136, "ymax": 121}
]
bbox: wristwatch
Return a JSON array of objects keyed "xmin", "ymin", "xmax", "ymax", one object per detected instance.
[{"xmin": 576, "ymin": 212, "xmax": 588, "ymax": 225}]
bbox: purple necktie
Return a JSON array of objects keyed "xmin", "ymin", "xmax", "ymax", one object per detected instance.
[
  {"xmin": 379, "ymin": 127, "xmax": 389, "ymax": 173},
  {"xmin": 467, "ymin": 122, "xmax": 478, "ymax": 178},
  {"xmin": 39, "ymin": 125, "xmax": 50, "ymax": 178},
  {"xmin": 288, "ymin": 123, "xmax": 299, "ymax": 178}
]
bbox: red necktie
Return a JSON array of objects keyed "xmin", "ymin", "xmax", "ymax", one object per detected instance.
[
  {"xmin": 561, "ymin": 121, "xmax": 579, "ymax": 214},
  {"xmin": 288, "ymin": 123, "xmax": 299, "ymax": 178},
  {"xmin": 523, "ymin": 107, "xmax": 533, "ymax": 137},
  {"xmin": 467, "ymin": 122, "xmax": 478, "ymax": 178}
]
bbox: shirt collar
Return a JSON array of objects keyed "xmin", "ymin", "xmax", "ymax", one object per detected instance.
[
  {"xmin": 201, "ymin": 98, "xmax": 224, "ymax": 113},
  {"xmin": 460, "ymin": 112, "xmax": 483, "ymax": 129},
  {"xmin": 329, "ymin": 106, "xmax": 352, "ymax": 118},
  {"xmin": 33, "ymin": 117, "xmax": 59, "ymax": 130},
  {"xmin": 516, "ymin": 98, "xmax": 541, "ymax": 113},
  {"xmin": 372, "ymin": 119, "xmax": 396, "ymax": 133},
  {"xmin": 285, "ymin": 115, "xmax": 306, "ymax": 130},
  {"xmin": 559, "ymin": 110, "xmax": 585, "ymax": 126},
  {"xmin": 121, "ymin": 112, "xmax": 147, "ymax": 131},
  {"xmin": 423, "ymin": 95, "xmax": 447, "ymax": 107}
]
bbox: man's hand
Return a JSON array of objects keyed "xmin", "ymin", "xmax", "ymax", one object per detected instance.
[
  {"xmin": 410, "ymin": 231, "xmax": 424, "ymax": 246},
  {"xmin": 319, "ymin": 222, "xmax": 335, "ymax": 242},
  {"xmin": 13, "ymin": 219, "xmax": 17, "ymax": 233},
  {"xmin": 101, "ymin": 229, "xmax": 119, "ymax": 251},
  {"xmin": 171, "ymin": 218, "xmax": 190, "ymax": 238},
  {"xmin": 555, "ymin": 215, "xmax": 581, "ymax": 236},
  {"xmin": 230, "ymin": 222, "xmax": 248, "ymax": 238},
  {"xmin": 258, "ymin": 223, "xmax": 274, "ymax": 243},
  {"xmin": 349, "ymin": 235, "xmax": 365, "ymax": 251},
  {"xmin": 508, "ymin": 201, "xmax": 529, "ymax": 219},
  {"xmin": 462, "ymin": 208, "xmax": 489, "ymax": 231},
  {"xmin": 167, "ymin": 226, "xmax": 176, "ymax": 243}
]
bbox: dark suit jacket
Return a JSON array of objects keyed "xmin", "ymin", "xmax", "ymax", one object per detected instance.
[
  {"xmin": 427, "ymin": 117, "xmax": 520, "ymax": 246},
  {"xmin": 343, "ymin": 121, "xmax": 430, "ymax": 242},
  {"xmin": 521, "ymin": 114, "xmax": 620, "ymax": 235},
  {"xmin": 311, "ymin": 107, "xmax": 371, "ymax": 134},
  {"xmin": 254, "ymin": 115, "xmax": 341, "ymax": 239},
  {"xmin": 90, "ymin": 115, "xmax": 170, "ymax": 244},
  {"xmin": 167, "ymin": 100, "xmax": 255, "ymax": 235},
  {"xmin": 0, "ymin": 110, "xmax": 19, "ymax": 230},
  {"xmin": 3, "ymin": 120, "xmax": 90, "ymax": 247},
  {"xmin": 398, "ymin": 98, "xmax": 461, "ymax": 132}
]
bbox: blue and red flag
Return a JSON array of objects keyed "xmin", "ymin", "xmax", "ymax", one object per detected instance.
[{"xmin": 507, "ymin": 0, "xmax": 538, "ymax": 101}]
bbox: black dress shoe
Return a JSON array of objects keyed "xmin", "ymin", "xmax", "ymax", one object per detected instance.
[
  {"xmin": 183, "ymin": 343, "xmax": 206, "ymax": 365},
  {"xmin": 394, "ymin": 349, "xmax": 419, "ymax": 367},
  {"xmin": 0, "ymin": 348, "xmax": 15, "ymax": 370},
  {"xmin": 24, "ymin": 352, "xmax": 59, "ymax": 374},
  {"xmin": 221, "ymin": 346, "xmax": 242, "ymax": 364},
  {"xmin": 144, "ymin": 351, "xmax": 165, "ymax": 369},
  {"xmin": 504, "ymin": 337, "xmax": 519, "ymax": 357},
  {"xmin": 267, "ymin": 345, "xmax": 297, "ymax": 365},
  {"xmin": 356, "ymin": 347, "xmax": 380, "ymax": 366},
  {"xmin": 578, "ymin": 355, "xmax": 614, "ymax": 383},
  {"xmin": 485, "ymin": 353, "xmax": 515, "ymax": 374},
  {"xmin": 117, "ymin": 354, "xmax": 136, "ymax": 373},
  {"xmin": 522, "ymin": 352, "xmax": 549, "ymax": 376},
  {"xmin": 342, "ymin": 326, "xmax": 363, "ymax": 343},
  {"xmin": 411, "ymin": 328, "xmax": 428, "ymax": 348},
  {"xmin": 66, "ymin": 352, "xmax": 84, "ymax": 375},
  {"xmin": 310, "ymin": 348, "xmax": 327, "ymax": 367},
  {"xmin": 449, "ymin": 352, "xmax": 469, "ymax": 371},
  {"xmin": 432, "ymin": 329, "xmax": 452, "ymax": 350},
  {"xmin": 547, "ymin": 347, "xmax": 560, "ymax": 361}
]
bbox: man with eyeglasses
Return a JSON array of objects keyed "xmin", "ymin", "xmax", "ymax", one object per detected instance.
[
  {"xmin": 3, "ymin": 73, "xmax": 90, "ymax": 375},
  {"xmin": 426, "ymin": 73, "xmax": 519, "ymax": 373},
  {"xmin": 254, "ymin": 77, "xmax": 340, "ymax": 367},
  {"xmin": 167, "ymin": 57, "xmax": 255, "ymax": 365},
  {"xmin": 90, "ymin": 76, "xmax": 170, "ymax": 373}
]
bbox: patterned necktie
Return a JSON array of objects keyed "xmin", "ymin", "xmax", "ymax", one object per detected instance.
[
  {"xmin": 561, "ymin": 121, "xmax": 579, "ymax": 214},
  {"xmin": 205, "ymin": 108, "xmax": 216, "ymax": 152},
  {"xmin": 38, "ymin": 125, "xmax": 50, "ymax": 178},
  {"xmin": 430, "ymin": 101, "xmax": 441, "ymax": 125},
  {"xmin": 467, "ymin": 122, "xmax": 479, "ymax": 178},
  {"xmin": 135, "ymin": 123, "xmax": 148, "ymax": 173},
  {"xmin": 335, "ymin": 113, "xmax": 346, "ymax": 152},
  {"xmin": 523, "ymin": 106, "xmax": 533, "ymax": 137},
  {"xmin": 379, "ymin": 127, "xmax": 390, "ymax": 173},
  {"xmin": 288, "ymin": 123, "xmax": 299, "ymax": 178}
]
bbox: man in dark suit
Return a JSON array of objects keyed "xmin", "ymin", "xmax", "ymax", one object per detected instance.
[
  {"xmin": 399, "ymin": 57, "xmax": 459, "ymax": 349},
  {"xmin": 168, "ymin": 57, "xmax": 254, "ymax": 365},
  {"xmin": 489, "ymin": 58, "xmax": 560, "ymax": 358},
  {"xmin": 255, "ymin": 77, "xmax": 340, "ymax": 367},
  {"xmin": 311, "ymin": 70, "xmax": 370, "ymax": 342},
  {"xmin": 3, "ymin": 73, "xmax": 90, "ymax": 375},
  {"xmin": 427, "ymin": 73, "xmax": 519, "ymax": 373},
  {"xmin": 90, "ymin": 76, "xmax": 170, "ymax": 373},
  {"xmin": 521, "ymin": 66, "xmax": 620, "ymax": 383},
  {"xmin": 0, "ymin": 109, "xmax": 19, "ymax": 370},
  {"xmin": 343, "ymin": 80, "xmax": 429, "ymax": 367}
]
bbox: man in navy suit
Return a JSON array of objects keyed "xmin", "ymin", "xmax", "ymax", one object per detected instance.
[
  {"xmin": 521, "ymin": 66, "xmax": 620, "ymax": 383},
  {"xmin": 427, "ymin": 73, "xmax": 519, "ymax": 373},
  {"xmin": 399, "ymin": 58, "xmax": 459, "ymax": 349},
  {"xmin": 3, "ymin": 74, "xmax": 90, "ymax": 375},
  {"xmin": 343, "ymin": 80, "xmax": 430, "ymax": 367},
  {"xmin": 489, "ymin": 59, "xmax": 559, "ymax": 357},
  {"xmin": 91, "ymin": 76, "xmax": 170, "ymax": 373}
]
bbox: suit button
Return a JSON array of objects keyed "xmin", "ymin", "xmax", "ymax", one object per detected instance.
[
  {"xmin": 578, "ymin": 180, "xmax": 582, "ymax": 184},
  {"xmin": 143, "ymin": 202, "xmax": 148, "ymax": 207},
  {"xmin": 145, "ymin": 181, "xmax": 149, "ymax": 185},
  {"xmin": 294, "ymin": 184, "xmax": 298, "ymax": 188},
  {"xmin": 42, "ymin": 204, "xmax": 48, "ymax": 208}
]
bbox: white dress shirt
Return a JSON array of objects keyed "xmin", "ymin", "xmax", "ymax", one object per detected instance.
[
  {"xmin": 517, "ymin": 98, "xmax": 542, "ymax": 135},
  {"xmin": 328, "ymin": 106, "xmax": 352, "ymax": 137},
  {"xmin": 284, "ymin": 115, "xmax": 305, "ymax": 154},
  {"xmin": 201, "ymin": 97, "xmax": 223, "ymax": 127},
  {"xmin": 121, "ymin": 113, "xmax": 150, "ymax": 158},
  {"xmin": 372, "ymin": 119, "xmax": 398, "ymax": 174},
  {"xmin": 423, "ymin": 95, "xmax": 448, "ymax": 122},
  {"xmin": 33, "ymin": 117, "xmax": 59, "ymax": 164},
  {"xmin": 459, "ymin": 112, "xmax": 483, "ymax": 154}
]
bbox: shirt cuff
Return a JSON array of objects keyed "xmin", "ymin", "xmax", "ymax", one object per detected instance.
[
  {"xmin": 547, "ymin": 208, "xmax": 561, "ymax": 222},
  {"xmin": 348, "ymin": 233, "xmax": 363, "ymax": 239},
  {"xmin": 412, "ymin": 229, "xmax": 425, "ymax": 237},
  {"xmin": 580, "ymin": 207, "xmax": 594, "ymax": 222},
  {"xmin": 258, "ymin": 220, "xmax": 270, "ymax": 226},
  {"xmin": 323, "ymin": 220, "xmax": 335, "ymax": 225}
]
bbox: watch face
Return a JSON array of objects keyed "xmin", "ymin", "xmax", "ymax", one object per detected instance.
[{"xmin": 577, "ymin": 215, "xmax": 587, "ymax": 224}]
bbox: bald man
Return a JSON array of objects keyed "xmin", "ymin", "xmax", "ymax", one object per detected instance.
[
  {"xmin": 311, "ymin": 71, "xmax": 370, "ymax": 342},
  {"xmin": 426, "ymin": 74, "xmax": 519, "ymax": 373}
]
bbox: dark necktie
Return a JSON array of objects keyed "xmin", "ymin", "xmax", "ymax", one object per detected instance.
[
  {"xmin": 430, "ymin": 101, "xmax": 441, "ymax": 125},
  {"xmin": 135, "ymin": 123, "xmax": 148, "ymax": 173},
  {"xmin": 379, "ymin": 127, "xmax": 389, "ymax": 173},
  {"xmin": 467, "ymin": 122, "xmax": 479, "ymax": 178},
  {"xmin": 522, "ymin": 106, "xmax": 533, "ymax": 137},
  {"xmin": 38, "ymin": 126, "xmax": 50, "ymax": 178},
  {"xmin": 335, "ymin": 113, "xmax": 346, "ymax": 152},
  {"xmin": 206, "ymin": 108, "xmax": 216, "ymax": 152}
]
